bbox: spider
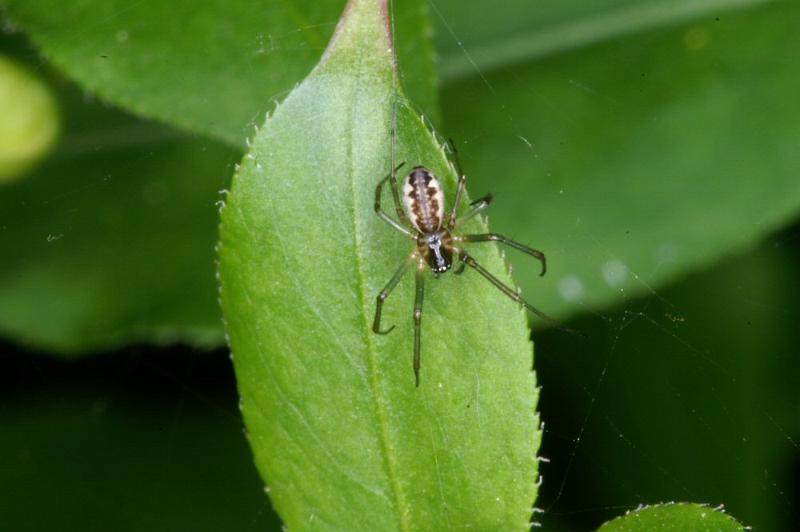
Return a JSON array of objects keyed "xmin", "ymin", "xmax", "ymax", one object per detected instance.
[{"xmin": 373, "ymin": 109, "xmax": 558, "ymax": 387}]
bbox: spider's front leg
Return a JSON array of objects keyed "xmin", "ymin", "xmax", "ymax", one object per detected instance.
[
  {"xmin": 374, "ymin": 165, "xmax": 414, "ymax": 237},
  {"xmin": 454, "ymin": 194, "xmax": 493, "ymax": 228},
  {"xmin": 444, "ymin": 138, "xmax": 465, "ymax": 230},
  {"xmin": 374, "ymin": 103, "xmax": 417, "ymax": 236},
  {"xmin": 387, "ymin": 103, "xmax": 409, "ymax": 223}
]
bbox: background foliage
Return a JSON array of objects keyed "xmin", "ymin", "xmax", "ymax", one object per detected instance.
[{"xmin": 1, "ymin": 0, "xmax": 798, "ymax": 530}]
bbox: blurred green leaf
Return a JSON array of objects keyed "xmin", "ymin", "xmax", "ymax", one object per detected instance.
[
  {"xmin": 0, "ymin": 83, "xmax": 235, "ymax": 353},
  {"xmin": 598, "ymin": 503, "xmax": 745, "ymax": 531},
  {"xmin": 442, "ymin": 2, "xmax": 800, "ymax": 321},
  {"xmin": 0, "ymin": 0, "xmax": 437, "ymax": 146},
  {"xmin": 0, "ymin": 53, "xmax": 59, "ymax": 181},
  {"xmin": 219, "ymin": 0, "xmax": 539, "ymax": 528},
  {"xmin": 432, "ymin": 0, "xmax": 770, "ymax": 80}
]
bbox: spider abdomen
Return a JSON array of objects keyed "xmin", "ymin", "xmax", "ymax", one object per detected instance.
[{"xmin": 403, "ymin": 167, "xmax": 445, "ymax": 234}]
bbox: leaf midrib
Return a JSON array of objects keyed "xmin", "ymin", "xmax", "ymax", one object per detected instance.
[{"xmin": 343, "ymin": 73, "xmax": 412, "ymax": 530}]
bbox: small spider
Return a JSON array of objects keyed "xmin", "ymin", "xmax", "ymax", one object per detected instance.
[{"xmin": 373, "ymin": 108, "xmax": 558, "ymax": 387}]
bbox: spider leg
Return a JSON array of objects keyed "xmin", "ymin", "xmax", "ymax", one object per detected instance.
[
  {"xmin": 413, "ymin": 266, "xmax": 425, "ymax": 387},
  {"xmin": 388, "ymin": 103, "xmax": 408, "ymax": 222},
  {"xmin": 461, "ymin": 233, "xmax": 546, "ymax": 276},
  {"xmin": 445, "ymin": 139, "xmax": 466, "ymax": 229},
  {"xmin": 459, "ymin": 252, "xmax": 560, "ymax": 326},
  {"xmin": 373, "ymin": 255, "xmax": 414, "ymax": 335},
  {"xmin": 454, "ymin": 193, "xmax": 494, "ymax": 228},
  {"xmin": 446, "ymin": 138, "xmax": 464, "ymax": 179},
  {"xmin": 375, "ymin": 167, "xmax": 414, "ymax": 237}
]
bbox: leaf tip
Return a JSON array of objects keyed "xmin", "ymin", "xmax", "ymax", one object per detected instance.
[{"xmin": 318, "ymin": 0, "xmax": 396, "ymax": 72}]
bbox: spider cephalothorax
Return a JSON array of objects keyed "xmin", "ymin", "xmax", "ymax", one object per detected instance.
[
  {"xmin": 418, "ymin": 232, "xmax": 454, "ymax": 274},
  {"xmin": 373, "ymin": 108, "xmax": 554, "ymax": 387}
]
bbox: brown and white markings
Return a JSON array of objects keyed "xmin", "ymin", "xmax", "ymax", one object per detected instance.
[
  {"xmin": 402, "ymin": 167, "xmax": 445, "ymax": 234},
  {"xmin": 373, "ymin": 106, "xmax": 559, "ymax": 387}
]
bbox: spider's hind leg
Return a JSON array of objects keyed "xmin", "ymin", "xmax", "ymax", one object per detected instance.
[
  {"xmin": 413, "ymin": 267, "xmax": 425, "ymax": 387},
  {"xmin": 462, "ymin": 233, "xmax": 546, "ymax": 276},
  {"xmin": 459, "ymin": 252, "xmax": 559, "ymax": 326},
  {"xmin": 373, "ymin": 256, "xmax": 413, "ymax": 335}
]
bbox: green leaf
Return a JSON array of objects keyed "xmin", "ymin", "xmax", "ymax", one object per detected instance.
[
  {"xmin": 219, "ymin": 0, "xmax": 540, "ymax": 528},
  {"xmin": 597, "ymin": 503, "xmax": 745, "ymax": 531},
  {"xmin": 0, "ymin": 81, "xmax": 236, "ymax": 353},
  {"xmin": 432, "ymin": 0, "xmax": 771, "ymax": 80},
  {"xmin": 0, "ymin": 0, "xmax": 437, "ymax": 146},
  {"xmin": 441, "ymin": 2, "xmax": 800, "ymax": 321}
]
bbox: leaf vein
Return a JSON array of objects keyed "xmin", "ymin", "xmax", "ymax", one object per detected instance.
[{"xmin": 345, "ymin": 81, "xmax": 412, "ymax": 530}]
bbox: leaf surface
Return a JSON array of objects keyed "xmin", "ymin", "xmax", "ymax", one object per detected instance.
[
  {"xmin": 598, "ymin": 503, "xmax": 744, "ymax": 531},
  {"xmin": 218, "ymin": 0, "xmax": 540, "ymax": 528}
]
